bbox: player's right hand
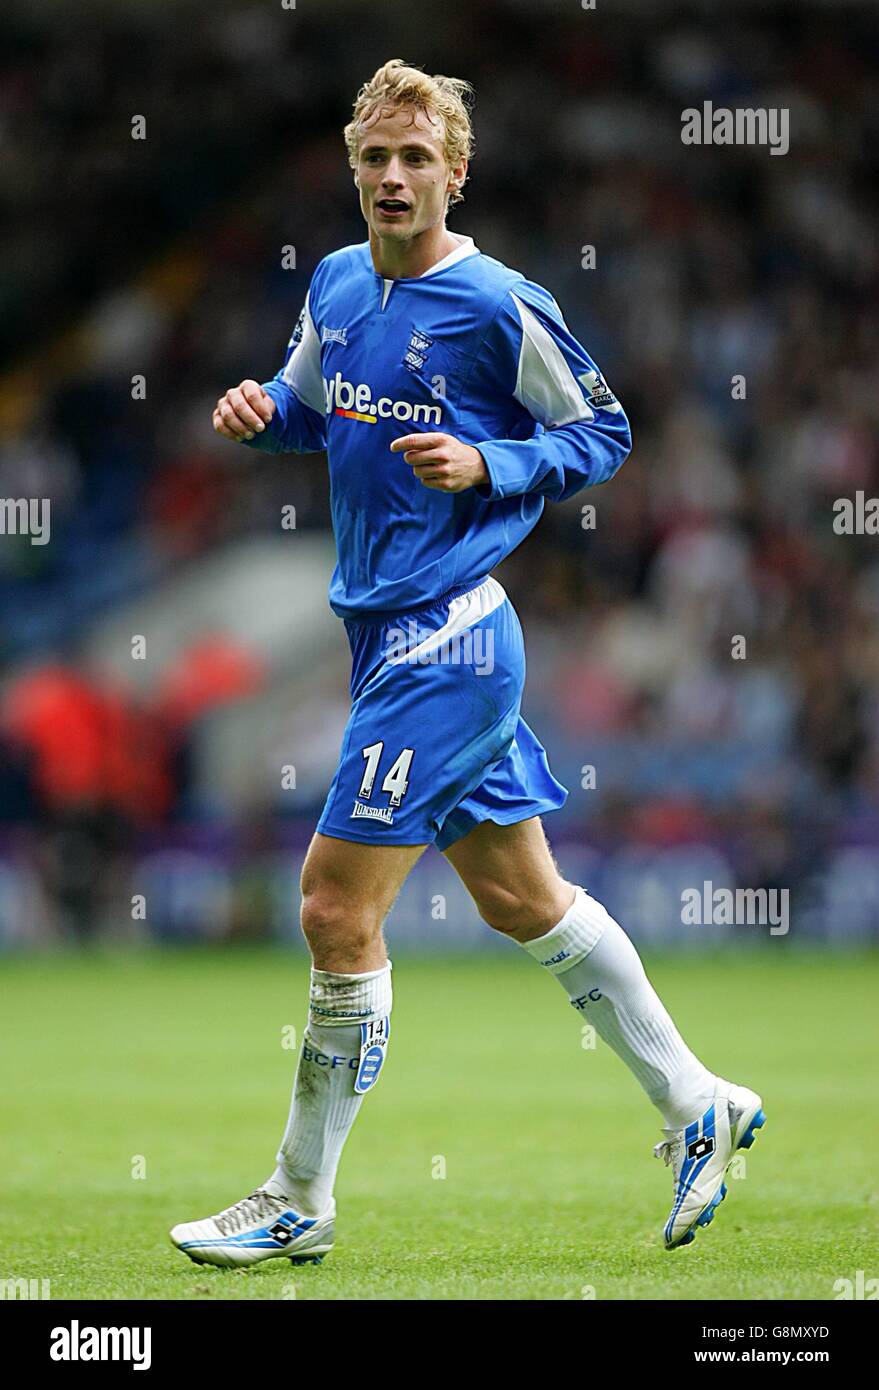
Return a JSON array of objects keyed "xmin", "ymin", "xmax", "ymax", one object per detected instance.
[{"xmin": 213, "ymin": 381, "xmax": 276, "ymax": 442}]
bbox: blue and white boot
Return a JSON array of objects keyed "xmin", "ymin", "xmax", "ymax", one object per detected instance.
[
  {"xmin": 170, "ymin": 1188, "xmax": 335, "ymax": 1268},
  {"xmin": 655, "ymin": 1078, "xmax": 766, "ymax": 1250}
]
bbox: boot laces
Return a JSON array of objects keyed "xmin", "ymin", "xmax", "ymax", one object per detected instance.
[
  {"xmin": 214, "ymin": 1190, "xmax": 288, "ymax": 1236},
  {"xmin": 653, "ymin": 1134, "xmax": 684, "ymax": 1171}
]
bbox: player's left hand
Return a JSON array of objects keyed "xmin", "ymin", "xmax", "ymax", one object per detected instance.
[{"xmin": 391, "ymin": 432, "xmax": 489, "ymax": 492}]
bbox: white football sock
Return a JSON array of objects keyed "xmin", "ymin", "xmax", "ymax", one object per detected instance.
[
  {"xmin": 266, "ymin": 963, "xmax": 392, "ymax": 1216},
  {"xmin": 521, "ymin": 887, "xmax": 716, "ymax": 1129}
]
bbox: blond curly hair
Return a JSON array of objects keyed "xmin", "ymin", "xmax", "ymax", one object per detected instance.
[{"xmin": 344, "ymin": 59, "xmax": 474, "ymax": 206}]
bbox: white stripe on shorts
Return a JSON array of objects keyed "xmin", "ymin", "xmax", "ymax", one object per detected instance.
[{"xmin": 385, "ymin": 576, "xmax": 507, "ymax": 666}]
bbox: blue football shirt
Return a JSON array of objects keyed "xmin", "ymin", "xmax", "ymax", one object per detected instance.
[{"xmin": 244, "ymin": 235, "xmax": 632, "ymax": 620}]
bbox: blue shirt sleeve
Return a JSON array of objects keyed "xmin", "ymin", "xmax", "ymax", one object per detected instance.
[
  {"xmin": 242, "ymin": 289, "xmax": 327, "ymax": 456},
  {"xmin": 474, "ymin": 280, "xmax": 632, "ymax": 502}
]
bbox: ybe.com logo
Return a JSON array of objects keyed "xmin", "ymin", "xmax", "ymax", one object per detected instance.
[{"xmin": 323, "ymin": 371, "xmax": 442, "ymax": 427}]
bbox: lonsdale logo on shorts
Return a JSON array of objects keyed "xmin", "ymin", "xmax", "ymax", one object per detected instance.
[
  {"xmin": 351, "ymin": 801, "xmax": 394, "ymax": 825},
  {"xmin": 324, "ymin": 371, "xmax": 442, "ymax": 426}
]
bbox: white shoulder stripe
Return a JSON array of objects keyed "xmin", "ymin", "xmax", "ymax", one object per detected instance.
[
  {"xmin": 281, "ymin": 291, "xmax": 325, "ymax": 415},
  {"xmin": 510, "ymin": 291, "xmax": 594, "ymax": 428}
]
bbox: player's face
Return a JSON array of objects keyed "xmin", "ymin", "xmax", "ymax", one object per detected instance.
[{"xmin": 355, "ymin": 105, "xmax": 464, "ymax": 243}]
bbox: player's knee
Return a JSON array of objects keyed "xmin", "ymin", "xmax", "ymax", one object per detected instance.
[
  {"xmin": 472, "ymin": 875, "xmax": 574, "ymax": 941},
  {"xmin": 473, "ymin": 882, "xmax": 536, "ymax": 938},
  {"xmin": 299, "ymin": 886, "xmax": 380, "ymax": 956}
]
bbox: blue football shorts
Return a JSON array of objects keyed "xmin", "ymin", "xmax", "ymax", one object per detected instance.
[{"xmin": 316, "ymin": 575, "xmax": 568, "ymax": 850}]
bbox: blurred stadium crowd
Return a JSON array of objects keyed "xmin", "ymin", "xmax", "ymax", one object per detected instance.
[{"xmin": 1, "ymin": 0, "xmax": 878, "ymax": 945}]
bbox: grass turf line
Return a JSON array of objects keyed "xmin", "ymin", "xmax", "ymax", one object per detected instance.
[{"xmin": 2, "ymin": 947, "xmax": 877, "ymax": 1300}]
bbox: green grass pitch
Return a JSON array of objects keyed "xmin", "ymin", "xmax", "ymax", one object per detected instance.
[{"xmin": 2, "ymin": 946, "xmax": 877, "ymax": 1300}]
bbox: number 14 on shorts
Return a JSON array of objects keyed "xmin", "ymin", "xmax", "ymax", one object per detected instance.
[{"xmin": 359, "ymin": 741, "xmax": 415, "ymax": 808}]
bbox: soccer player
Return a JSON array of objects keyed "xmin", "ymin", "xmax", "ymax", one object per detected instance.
[{"xmin": 171, "ymin": 60, "xmax": 764, "ymax": 1267}]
